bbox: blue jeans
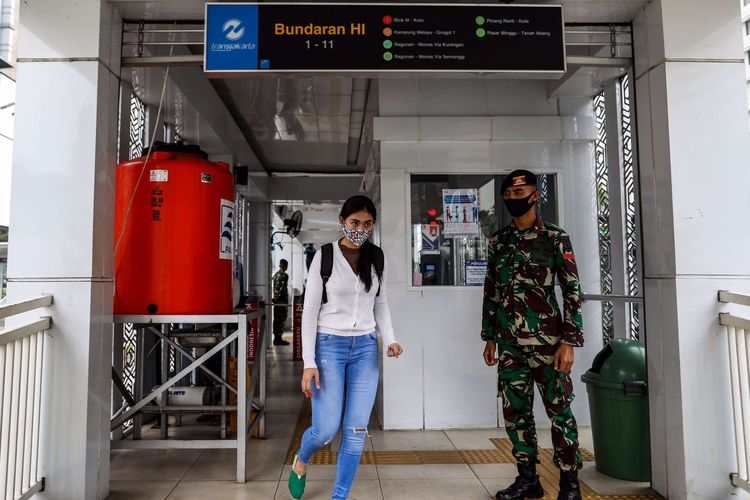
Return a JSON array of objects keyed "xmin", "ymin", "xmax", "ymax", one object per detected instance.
[{"xmin": 298, "ymin": 332, "xmax": 379, "ymax": 500}]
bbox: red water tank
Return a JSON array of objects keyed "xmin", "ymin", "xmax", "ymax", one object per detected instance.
[{"xmin": 114, "ymin": 143, "xmax": 235, "ymax": 315}]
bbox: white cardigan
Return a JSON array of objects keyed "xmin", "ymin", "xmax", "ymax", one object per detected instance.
[{"xmin": 301, "ymin": 242, "xmax": 397, "ymax": 369}]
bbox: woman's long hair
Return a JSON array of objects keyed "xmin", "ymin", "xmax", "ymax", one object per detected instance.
[{"xmin": 340, "ymin": 195, "xmax": 382, "ymax": 293}]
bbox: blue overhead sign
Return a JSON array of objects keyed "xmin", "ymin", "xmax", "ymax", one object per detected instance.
[{"xmin": 204, "ymin": 3, "xmax": 565, "ymax": 74}]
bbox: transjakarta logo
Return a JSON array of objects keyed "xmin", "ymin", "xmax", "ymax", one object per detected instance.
[
  {"xmin": 210, "ymin": 17, "xmax": 256, "ymax": 52},
  {"xmin": 222, "ymin": 18, "xmax": 245, "ymax": 41},
  {"xmin": 205, "ymin": 5, "xmax": 259, "ymax": 70}
]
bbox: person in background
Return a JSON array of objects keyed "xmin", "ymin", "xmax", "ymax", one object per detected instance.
[
  {"xmin": 272, "ymin": 259, "xmax": 290, "ymax": 346},
  {"xmin": 482, "ymin": 170, "xmax": 584, "ymax": 500},
  {"xmin": 304, "ymin": 243, "xmax": 316, "ymax": 271},
  {"xmin": 288, "ymin": 195, "xmax": 403, "ymax": 500}
]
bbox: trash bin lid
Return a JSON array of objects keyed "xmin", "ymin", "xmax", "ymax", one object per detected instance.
[{"xmin": 581, "ymin": 339, "xmax": 646, "ymax": 388}]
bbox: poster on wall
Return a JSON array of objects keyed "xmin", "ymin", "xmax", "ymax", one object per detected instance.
[
  {"xmin": 420, "ymin": 223, "xmax": 441, "ymax": 254},
  {"xmin": 442, "ymin": 189, "xmax": 479, "ymax": 237},
  {"xmin": 465, "ymin": 259, "xmax": 487, "ymax": 286},
  {"xmin": 219, "ymin": 199, "xmax": 235, "ymax": 260}
]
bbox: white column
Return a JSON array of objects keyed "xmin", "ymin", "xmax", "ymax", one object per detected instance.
[
  {"xmin": 633, "ymin": 1, "xmax": 750, "ymax": 498},
  {"xmin": 378, "ymin": 166, "xmax": 424, "ymax": 429},
  {"xmin": 6, "ymin": 1, "xmax": 121, "ymax": 498},
  {"xmin": 248, "ymin": 202, "xmax": 271, "ymax": 304}
]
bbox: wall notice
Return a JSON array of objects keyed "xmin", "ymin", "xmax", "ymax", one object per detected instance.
[
  {"xmin": 220, "ymin": 199, "xmax": 235, "ymax": 260},
  {"xmin": 442, "ymin": 188, "xmax": 479, "ymax": 237},
  {"xmin": 465, "ymin": 259, "xmax": 487, "ymax": 286},
  {"xmin": 420, "ymin": 223, "xmax": 440, "ymax": 254}
]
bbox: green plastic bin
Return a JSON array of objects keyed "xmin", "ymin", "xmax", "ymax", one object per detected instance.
[{"xmin": 581, "ymin": 339, "xmax": 650, "ymax": 482}]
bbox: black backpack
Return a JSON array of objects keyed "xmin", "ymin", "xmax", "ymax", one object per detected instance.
[{"xmin": 320, "ymin": 243, "xmax": 384, "ymax": 304}]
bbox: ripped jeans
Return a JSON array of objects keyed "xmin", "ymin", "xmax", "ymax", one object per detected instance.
[{"xmin": 298, "ymin": 332, "xmax": 380, "ymax": 500}]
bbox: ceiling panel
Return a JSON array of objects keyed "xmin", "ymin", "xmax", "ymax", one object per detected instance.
[
  {"xmin": 111, "ymin": 0, "xmax": 649, "ymax": 24},
  {"xmin": 314, "ymin": 95, "xmax": 352, "ymax": 116},
  {"xmin": 112, "ymin": 0, "xmax": 647, "ymax": 174},
  {"xmin": 210, "ymin": 74, "xmax": 356, "ymax": 172},
  {"xmin": 122, "ymin": 66, "xmax": 228, "ymax": 159},
  {"xmin": 319, "ymin": 132, "xmax": 351, "ymax": 143}
]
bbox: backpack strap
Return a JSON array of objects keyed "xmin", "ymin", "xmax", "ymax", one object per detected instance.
[
  {"xmin": 320, "ymin": 243, "xmax": 334, "ymax": 304},
  {"xmin": 373, "ymin": 245, "xmax": 385, "ymax": 297}
]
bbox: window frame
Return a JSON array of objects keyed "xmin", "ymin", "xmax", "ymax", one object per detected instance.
[{"xmin": 405, "ymin": 169, "xmax": 565, "ymax": 291}]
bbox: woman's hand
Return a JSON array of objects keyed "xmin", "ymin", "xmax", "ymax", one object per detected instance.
[
  {"xmin": 387, "ymin": 343, "xmax": 403, "ymax": 358},
  {"xmin": 301, "ymin": 368, "xmax": 320, "ymax": 398}
]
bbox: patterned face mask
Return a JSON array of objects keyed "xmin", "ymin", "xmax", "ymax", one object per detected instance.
[{"xmin": 342, "ymin": 226, "xmax": 372, "ymax": 246}]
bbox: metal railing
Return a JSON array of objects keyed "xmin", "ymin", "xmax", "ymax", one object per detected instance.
[
  {"xmin": 719, "ymin": 290, "xmax": 750, "ymax": 492},
  {"xmin": 0, "ymin": 295, "xmax": 52, "ymax": 500}
]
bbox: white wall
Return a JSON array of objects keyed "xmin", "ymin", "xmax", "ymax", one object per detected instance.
[
  {"xmin": 0, "ymin": 74, "xmax": 14, "ymax": 227},
  {"xmin": 742, "ymin": 1, "xmax": 750, "ymax": 126},
  {"xmin": 376, "ymin": 78, "xmax": 603, "ymax": 430}
]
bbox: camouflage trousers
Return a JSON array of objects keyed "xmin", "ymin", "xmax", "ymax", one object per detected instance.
[
  {"xmin": 497, "ymin": 341, "xmax": 582, "ymax": 471},
  {"xmin": 272, "ymin": 304, "xmax": 287, "ymax": 337}
]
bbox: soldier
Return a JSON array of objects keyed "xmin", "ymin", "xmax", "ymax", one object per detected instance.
[
  {"xmin": 272, "ymin": 259, "xmax": 290, "ymax": 346},
  {"xmin": 481, "ymin": 170, "xmax": 584, "ymax": 500}
]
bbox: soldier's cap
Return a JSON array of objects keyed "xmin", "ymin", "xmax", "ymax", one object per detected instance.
[{"xmin": 501, "ymin": 170, "xmax": 538, "ymax": 193}]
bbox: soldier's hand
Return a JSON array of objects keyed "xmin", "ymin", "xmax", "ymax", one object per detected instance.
[
  {"xmin": 554, "ymin": 344, "xmax": 575, "ymax": 374},
  {"xmin": 483, "ymin": 340, "xmax": 498, "ymax": 366}
]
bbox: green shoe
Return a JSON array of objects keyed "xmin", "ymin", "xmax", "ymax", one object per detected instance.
[{"xmin": 288, "ymin": 450, "xmax": 307, "ymax": 499}]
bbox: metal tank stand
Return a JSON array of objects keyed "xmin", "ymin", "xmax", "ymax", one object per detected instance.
[{"xmin": 110, "ymin": 311, "xmax": 266, "ymax": 483}]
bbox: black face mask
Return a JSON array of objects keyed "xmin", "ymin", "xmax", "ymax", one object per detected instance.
[{"xmin": 503, "ymin": 194, "xmax": 537, "ymax": 218}]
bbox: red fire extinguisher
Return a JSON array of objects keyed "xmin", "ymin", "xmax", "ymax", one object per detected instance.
[{"xmin": 246, "ymin": 296, "xmax": 259, "ymax": 362}]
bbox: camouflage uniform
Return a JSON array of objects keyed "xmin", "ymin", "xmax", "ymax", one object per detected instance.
[
  {"xmin": 272, "ymin": 270, "xmax": 289, "ymax": 338},
  {"xmin": 481, "ymin": 216, "xmax": 584, "ymax": 472}
]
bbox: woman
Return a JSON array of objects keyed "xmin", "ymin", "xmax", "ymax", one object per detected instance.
[{"xmin": 288, "ymin": 195, "xmax": 403, "ymax": 500}]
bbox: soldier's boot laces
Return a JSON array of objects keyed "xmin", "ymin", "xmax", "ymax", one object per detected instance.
[
  {"xmin": 495, "ymin": 463, "xmax": 544, "ymax": 500},
  {"xmin": 557, "ymin": 470, "xmax": 582, "ymax": 500}
]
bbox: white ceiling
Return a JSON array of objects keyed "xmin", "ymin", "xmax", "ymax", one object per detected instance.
[
  {"xmin": 211, "ymin": 76, "xmax": 357, "ymax": 172},
  {"xmin": 110, "ymin": 0, "xmax": 649, "ymax": 24},
  {"xmin": 123, "ymin": 66, "xmax": 229, "ymax": 159},
  {"xmin": 113, "ymin": 0, "xmax": 645, "ymax": 179}
]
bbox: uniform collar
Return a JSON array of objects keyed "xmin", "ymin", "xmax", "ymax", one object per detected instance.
[{"xmin": 511, "ymin": 216, "xmax": 545, "ymax": 234}]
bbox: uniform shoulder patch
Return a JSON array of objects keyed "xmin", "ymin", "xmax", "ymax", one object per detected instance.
[{"xmin": 543, "ymin": 221, "xmax": 564, "ymax": 233}]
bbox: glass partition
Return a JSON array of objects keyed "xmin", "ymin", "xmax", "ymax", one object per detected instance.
[{"xmin": 410, "ymin": 174, "xmax": 557, "ymax": 287}]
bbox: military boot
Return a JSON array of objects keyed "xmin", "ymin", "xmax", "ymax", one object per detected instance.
[
  {"xmin": 495, "ymin": 462, "xmax": 544, "ymax": 500},
  {"xmin": 557, "ymin": 470, "xmax": 582, "ymax": 500}
]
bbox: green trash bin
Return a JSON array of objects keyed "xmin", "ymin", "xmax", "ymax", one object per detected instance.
[{"xmin": 581, "ymin": 339, "xmax": 650, "ymax": 481}]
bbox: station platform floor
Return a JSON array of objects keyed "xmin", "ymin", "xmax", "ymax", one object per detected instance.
[{"xmin": 109, "ymin": 334, "xmax": 657, "ymax": 500}]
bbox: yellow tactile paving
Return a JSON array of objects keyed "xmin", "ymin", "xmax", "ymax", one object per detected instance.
[
  {"xmin": 284, "ymin": 401, "xmax": 659, "ymax": 499},
  {"xmin": 459, "ymin": 449, "xmax": 516, "ymax": 464},
  {"xmin": 489, "ymin": 438, "xmax": 596, "ymax": 462}
]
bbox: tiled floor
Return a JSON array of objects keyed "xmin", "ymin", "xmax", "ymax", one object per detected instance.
[{"xmin": 110, "ymin": 335, "xmax": 656, "ymax": 499}]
